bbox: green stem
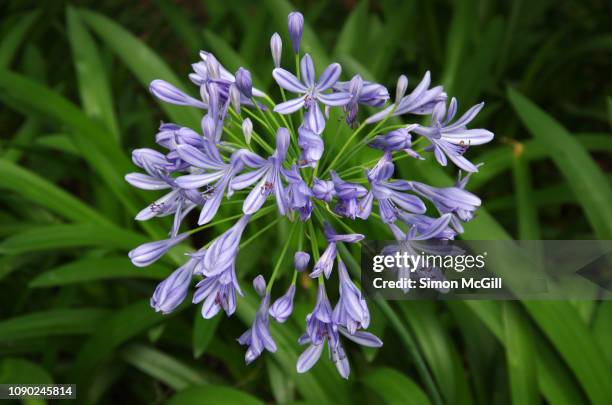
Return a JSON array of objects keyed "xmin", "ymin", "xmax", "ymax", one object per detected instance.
[{"xmin": 267, "ymin": 220, "xmax": 299, "ymax": 292}]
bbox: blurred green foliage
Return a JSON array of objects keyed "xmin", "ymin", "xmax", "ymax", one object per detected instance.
[{"xmin": 0, "ymin": 0, "xmax": 611, "ymax": 404}]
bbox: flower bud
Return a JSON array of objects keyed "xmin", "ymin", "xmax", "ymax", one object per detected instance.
[
  {"xmin": 294, "ymin": 251, "xmax": 310, "ymax": 272},
  {"xmin": 229, "ymin": 84, "xmax": 241, "ymax": 114},
  {"xmin": 128, "ymin": 233, "xmax": 189, "ymax": 267},
  {"xmin": 312, "ymin": 178, "xmax": 335, "ymax": 202},
  {"xmin": 150, "ymin": 259, "xmax": 195, "ymax": 314},
  {"xmin": 287, "ymin": 12, "xmax": 304, "ymax": 54},
  {"xmin": 269, "ymin": 284, "xmax": 295, "ymax": 322},
  {"xmin": 205, "ymin": 53, "xmax": 220, "ymax": 79},
  {"xmin": 235, "ymin": 67, "xmax": 253, "ymax": 98},
  {"xmin": 270, "ymin": 33, "xmax": 282, "ymax": 68},
  {"xmin": 253, "ymin": 275, "xmax": 267, "ymax": 297},
  {"xmin": 242, "ymin": 118, "xmax": 253, "ymax": 144},
  {"xmin": 395, "ymin": 74, "xmax": 408, "ymax": 104}
]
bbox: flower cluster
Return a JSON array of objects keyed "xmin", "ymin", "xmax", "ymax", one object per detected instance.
[{"xmin": 126, "ymin": 11, "xmax": 493, "ymax": 378}]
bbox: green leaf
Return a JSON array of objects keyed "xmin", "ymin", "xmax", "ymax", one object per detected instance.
[
  {"xmin": 67, "ymin": 6, "xmax": 120, "ymax": 141},
  {"xmin": 523, "ymin": 301, "xmax": 612, "ymax": 405},
  {"xmin": 121, "ymin": 344, "xmax": 207, "ymax": 390},
  {"xmin": 71, "ymin": 300, "xmax": 169, "ymax": 385},
  {"xmin": 592, "ymin": 302, "xmax": 612, "ymax": 365},
  {"xmin": 362, "ymin": 367, "xmax": 431, "ymax": 405},
  {"xmin": 333, "ymin": 0, "xmax": 369, "ymax": 58},
  {"xmin": 512, "ymin": 152, "xmax": 540, "ymax": 239},
  {"xmin": 0, "ymin": 358, "xmax": 53, "ymax": 384},
  {"xmin": 503, "ymin": 303, "xmax": 538, "ymax": 405},
  {"xmin": 0, "ymin": 158, "xmax": 111, "ymax": 226},
  {"xmin": 441, "ymin": 0, "xmax": 474, "ymax": 94},
  {"xmin": 0, "ymin": 309, "xmax": 110, "ymax": 343},
  {"xmin": 192, "ymin": 312, "xmax": 220, "ymax": 358},
  {"xmin": 471, "ymin": 133, "xmax": 612, "ymax": 189},
  {"xmin": 0, "ymin": 71, "xmax": 139, "ymax": 213},
  {"xmin": 0, "ymin": 224, "xmax": 146, "ymax": 255},
  {"xmin": 0, "ymin": 10, "xmax": 40, "ymax": 68},
  {"xmin": 508, "ymin": 87, "xmax": 612, "ymax": 239},
  {"xmin": 29, "ymin": 257, "xmax": 169, "ymax": 288},
  {"xmin": 167, "ymin": 385, "xmax": 263, "ymax": 405},
  {"xmin": 79, "ymin": 8, "xmax": 201, "ymax": 129}
]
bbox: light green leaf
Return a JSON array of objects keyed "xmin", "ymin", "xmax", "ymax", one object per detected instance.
[
  {"xmin": 121, "ymin": 344, "xmax": 207, "ymax": 390},
  {"xmin": 503, "ymin": 303, "xmax": 538, "ymax": 405},
  {"xmin": 29, "ymin": 257, "xmax": 169, "ymax": 288},
  {"xmin": 0, "ymin": 159, "xmax": 110, "ymax": 226},
  {"xmin": 192, "ymin": 313, "xmax": 220, "ymax": 358},
  {"xmin": 508, "ymin": 87, "xmax": 612, "ymax": 239},
  {"xmin": 71, "ymin": 300, "xmax": 169, "ymax": 385},
  {"xmin": 167, "ymin": 385, "xmax": 263, "ymax": 405},
  {"xmin": 0, "ymin": 224, "xmax": 146, "ymax": 255},
  {"xmin": 0, "ymin": 10, "xmax": 40, "ymax": 68},
  {"xmin": 0, "ymin": 309, "xmax": 110, "ymax": 343},
  {"xmin": 67, "ymin": 6, "xmax": 120, "ymax": 141},
  {"xmin": 79, "ymin": 9, "xmax": 201, "ymax": 129},
  {"xmin": 362, "ymin": 367, "xmax": 431, "ymax": 405},
  {"xmin": 0, "ymin": 358, "xmax": 53, "ymax": 384}
]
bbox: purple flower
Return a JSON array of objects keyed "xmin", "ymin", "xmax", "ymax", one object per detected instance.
[
  {"xmin": 189, "ymin": 51, "xmax": 266, "ymax": 103},
  {"xmin": 126, "ymin": 148, "xmax": 203, "ymax": 234},
  {"xmin": 229, "ymin": 128, "xmax": 290, "ymax": 215},
  {"xmin": 269, "ymin": 284, "xmax": 295, "ymax": 322},
  {"xmin": 310, "ymin": 224, "xmax": 364, "ymax": 279},
  {"xmin": 283, "ymin": 165, "xmax": 313, "ymax": 220},
  {"xmin": 150, "ymin": 79, "xmax": 208, "ymax": 109},
  {"xmin": 294, "ymin": 251, "xmax": 310, "ymax": 272},
  {"xmin": 410, "ymin": 179, "xmax": 481, "ymax": 234},
  {"xmin": 238, "ymin": 292, "xmax": 276, "ymax": 364},
  {"xmin": 151, "ymin": 257, "xmax": 196, "ymax": 314},
  {"xmin": 363, "ymin": 153, "xmax": 427, "ymax": 224},
  {"xmin": 312, "ymin": 178, "xmax": 335, "ymax": 202},
  {"xmin": 270, "ymin": 33, "xmax": 282, "ymax": 68},
  {"xmin": 389, "ymin": 213, "xmax": 454, "ymax": 241},
  {"xmin": 368, "ymin": 125, "xmax": 423, "ymax": 160},
  {"xmin": 395, "ymin": 74, "xmax": 408, "ymax": 104},
  {"xmin": 296, "ymin": 285, "xmax": 347, "ymax": 377},
  {"xmin": 242, "ymin": 118, "xmax": 253, "ymax": 144},
  {"xmin": 332, "ymin": 260, "xmax": 370, "ymax": 334},
  {"xmin": 197, "ymin": 215, "xmax": 250, "ymax": 277},
  {"xmin": 175, "ymin": 147, "xmax": 248, "ymax": 225},
  {"xmin": 333, "ymin": 75, "xmax": 389, "ymax": 125},
  {"xmin": 297, "ymin": 125, "xmax": 324, "ymax": 167},
  {"xmin": 366, "ymin": 71, "xmax": 447, "ymax": 123},
  {"xmin": 235, "ymin": 67, "xmax": 253, "ymax": 98},
  {"xmin": 331, "ymin": 171, "xmax": 370, "ymax": 219},
  {"xmin": 253, "ymin": 274, "xmax": 267, "ymax": 297},
  {"xmin": 333, "ymin": 77, "xmax": 389, "ymax": 107},
  {"xmin": 273, "ymin": 54, "xmax": 351, "ymax": 134},
  {"xmin": 128, "ymin": 232, "xmax": 189, "ymax": 267},
  {"xmin": 287, "ymin": 12, "xmax": 304, "ymax": 53},
  {"xmin": 193, "ymin": 261, "xmax": 243, "ymax": 318},
  {"xmin": 413, "ymin": 98, "xmax": 494, "ymax": 172}
]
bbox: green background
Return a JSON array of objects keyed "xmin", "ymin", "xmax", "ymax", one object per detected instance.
[{"xmin": 1, "ymin": 0, "xmax": 611, "ymax": 404}]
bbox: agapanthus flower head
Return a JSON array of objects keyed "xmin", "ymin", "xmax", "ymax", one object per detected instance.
[{"xmin": 125, "ymin": 10, "xmax": 493, "ymax": 379}]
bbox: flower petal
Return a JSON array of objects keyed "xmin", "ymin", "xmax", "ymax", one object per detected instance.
[
  {"xmin": 317, "ymin": 91, "xmax": 352, "ymax": 106},
  {"xmin": 300, "ymin": 54, "xmax": 315, "ymax": 88},
  {"xmin": 316, "ymin": 63, "xmax": 342, "ymax": 91},
  {"xmin": 125, "ymin": 173, "xmax": 170, "ymax": 190},
  {"xmin": 272, "ymin": 68, "xmax": 306, "ymax": 93},
  {"xmin": 273, "ymin": 97, "xmax": 306, "ymax": 114},
  {"xmin": 306, "ymin": 102, "xmax": 325, "ymax": 134},
  {"xmin": 296, "ymin": 344, "xmax": 324, "ymax": 373}
]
